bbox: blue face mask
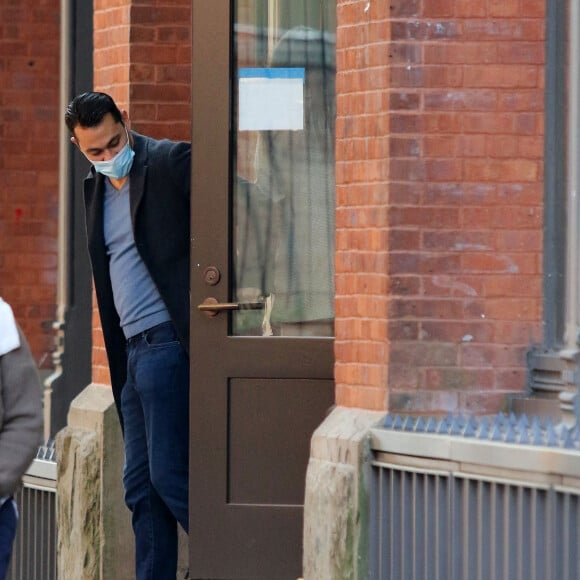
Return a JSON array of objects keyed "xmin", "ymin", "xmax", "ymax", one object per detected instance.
[{"xmin": 92, "ymin": 126, "xmax": 135, "ymax": 179}]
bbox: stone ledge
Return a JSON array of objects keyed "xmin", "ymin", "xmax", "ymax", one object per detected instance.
[
  {"xmin": 303, "ymin": 407, "xmax": 384, "ymax": 580},
  {"xmin": 56, "ymin": 384, "xmax": 134, "ymax": 580}
]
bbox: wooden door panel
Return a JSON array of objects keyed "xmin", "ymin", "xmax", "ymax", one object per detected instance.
[{"xmin": 228, "ymin": 378, "xmax": 334, "ymax": 505}]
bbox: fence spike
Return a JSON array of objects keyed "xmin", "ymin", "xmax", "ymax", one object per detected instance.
[
  {"xmin": 517, "ymin": 414, "xmax": 529, "ymax": 430},
  {"xmin": 450, "ymin": 417, "xmax": 463, "ymax": 435},
  {"xmin": 546, "ymin": 424, "xmax": 559, "ymax": 447},
  {"xmin": 495, "ymin": 412, "xmax": 506, "ymax": 428},
  {"xmin": 467, "ymin": 416, "xmax": 479, "ymax": 430},
  {"xmin": 505, "ymin": 424, "xmax": 517, "ymax": 443},
  {"xmin": 464, "ymin": 418, "xmax": 477, "ymax": 438},
  {"xmin": 437, "ymin": 418, "xmax": 449, "ymax": 434},
  {"xmin": 518, "ymin": 427, "xmax": 530, "ymax": 445},
  {"xmin": 563, "ymin": 428, "xmax": 575, "ymax": 449},
  {"xmin": 478, "ymin": 423, "xmax": 490, "ymax": 440},
  {"xmin": 531, "ymin": 422, "xmax": 544, "ymax": 446},
  {"xmin": 491, "ymin": 422, "xmax": 503, "ymax": 441}
]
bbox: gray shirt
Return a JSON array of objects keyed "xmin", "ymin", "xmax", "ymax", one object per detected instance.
[{"xmin": 103, "ymin": 179, "xmax": 170, "ymax": 338}]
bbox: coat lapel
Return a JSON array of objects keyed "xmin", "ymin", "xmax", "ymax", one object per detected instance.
[
  {"xmin": 129, "ymin": 132, "xmax": 148, "ymax": 227},
  {"xmin": 84, "ymin": 170, "xmax": 106, "ymax": 252}
]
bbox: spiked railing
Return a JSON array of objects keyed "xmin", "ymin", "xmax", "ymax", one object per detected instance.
[
  {"xmin": 370, "ymin": 413, "xmax": 580, "ymax": 580},
  {"xmin": 383, "ymin": 412, "xmax": 580, "ymax": 448}
]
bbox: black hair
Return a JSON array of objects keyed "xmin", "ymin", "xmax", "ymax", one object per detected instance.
[{"xmin": 64, "ymin": 92, "xmax": 124, "ymax": 135}]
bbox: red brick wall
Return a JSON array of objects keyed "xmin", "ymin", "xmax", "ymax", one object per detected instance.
[
  {"xmin": 93, "ymin": 0, "xmax": 191, "ymax": 139},
  {"xmin": 0, "ymin": 1, "xmax": 60, "ymax": 369},
  {"xmin": 335, "ymin": 0, "xmax": 545, "ymax": 413},
  {"xmin": 91, "ymin": 0, "xmax": 191, "ymax": 385}
]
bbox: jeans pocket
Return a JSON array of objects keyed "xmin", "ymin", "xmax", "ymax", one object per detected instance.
[{"xmin": 144, "ymin": 322, "xmax": 180, "ymax": 349}]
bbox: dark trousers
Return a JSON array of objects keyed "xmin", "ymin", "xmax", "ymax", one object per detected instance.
[
  {"xmin": 0, "ymin": 499, "xmax": 17, "ymax": 580},
  {"xmin": 122, "ymin": 321, "xmax": 190, "ymax": 580}
]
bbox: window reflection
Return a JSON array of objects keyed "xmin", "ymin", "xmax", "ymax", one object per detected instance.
[{"xmin": 234, "ymin": 16, "xmax": 336, "ymax": 338}]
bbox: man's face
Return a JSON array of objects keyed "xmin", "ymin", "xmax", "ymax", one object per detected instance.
[{"xmin": 72, "ymin": 112, "xmax": 130, "ymax": 163}]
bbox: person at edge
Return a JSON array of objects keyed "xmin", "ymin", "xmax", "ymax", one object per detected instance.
[
  {"xmin": 0, "ymin": 297, "xmax": 43, "ymax": 580},
  {"xmin": 65, "ymin": 92, "xmax": 191, "ymax": 580}
]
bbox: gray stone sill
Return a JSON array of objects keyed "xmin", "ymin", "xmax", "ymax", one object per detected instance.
[{"xmin": 371, "ymin": 427, "xmax": 580, "ymax": 486}]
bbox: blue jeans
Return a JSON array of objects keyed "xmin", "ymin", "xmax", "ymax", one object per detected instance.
[
  {"xmin": 0, "ymin": 499, "xmax": 17, "ymax": 580},
  {"xmin": 122, "ymin": 321, "xmax": 189, "ymax": 580}
]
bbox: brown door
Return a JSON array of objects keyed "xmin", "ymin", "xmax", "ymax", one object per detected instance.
[{"xmin": 189, "ymin": 1, "xmax": 336, "ymax": 578}]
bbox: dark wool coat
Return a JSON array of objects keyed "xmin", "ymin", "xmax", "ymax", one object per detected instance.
[{"xmin": 83, "ymin": 131, "xmax": 191, "ymax": 422}]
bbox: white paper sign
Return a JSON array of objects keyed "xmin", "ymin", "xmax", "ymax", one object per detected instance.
[{"xmin": 238, "ymin": 68, "xmax": 305, "ymax": 131}]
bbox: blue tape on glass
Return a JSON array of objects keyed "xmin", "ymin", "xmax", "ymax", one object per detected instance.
[{"xmin": 239, "ymin": 67, "xmax": 305, "ymax": 80}]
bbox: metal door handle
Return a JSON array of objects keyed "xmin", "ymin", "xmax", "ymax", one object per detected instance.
[{"xmin": 198, "ymin": 297, "xmax": 264, "ymax": 317}]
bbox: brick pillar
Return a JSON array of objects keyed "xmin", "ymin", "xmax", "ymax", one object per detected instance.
[
  {"xmin": 335, "ymin": 0, "xmax": 545, "ymax": 415},
  {"xmin": 334, "ymin": 1, "xmax": 391, "ymax": 411}
]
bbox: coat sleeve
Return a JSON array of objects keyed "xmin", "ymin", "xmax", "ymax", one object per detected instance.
[
  {"xmin": 168, "ymin": 141, "xmax": 191, "ymax": 200},
  {"xmin": 0, "ymin": 326, "xmax": 44, "ymax": 496}
]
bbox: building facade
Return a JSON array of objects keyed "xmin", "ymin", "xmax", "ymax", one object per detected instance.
[{"xmin": 3, "ymin": 0, "xmax": 572, "ymax": 578}]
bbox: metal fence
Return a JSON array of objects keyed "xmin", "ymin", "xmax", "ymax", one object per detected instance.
[
  {"xmin": 370, "ymin": 414, "xmax": 580, "ymax": 580},
  {"xmin": 8, "ymin": 442, "xmax": 57, "ymax": 580}
]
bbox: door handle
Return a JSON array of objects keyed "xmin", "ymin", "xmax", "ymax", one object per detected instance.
[{"xmin": 198, "ymin": 297, "xmax": 264, "ymax": 317}]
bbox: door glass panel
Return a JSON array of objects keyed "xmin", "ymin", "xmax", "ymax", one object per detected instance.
[{"xmin": 233, "ymin": 0, "xmax": 336, "ymax": 337}]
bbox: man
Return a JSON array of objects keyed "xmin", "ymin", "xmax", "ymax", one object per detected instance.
[
  {"xmin": 65, "ymin": 92, "xmax": 191, "ymax": 580},
  {"xmin": 0, "ymin": 298, "xmax": 43, "ymax": 579}
]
